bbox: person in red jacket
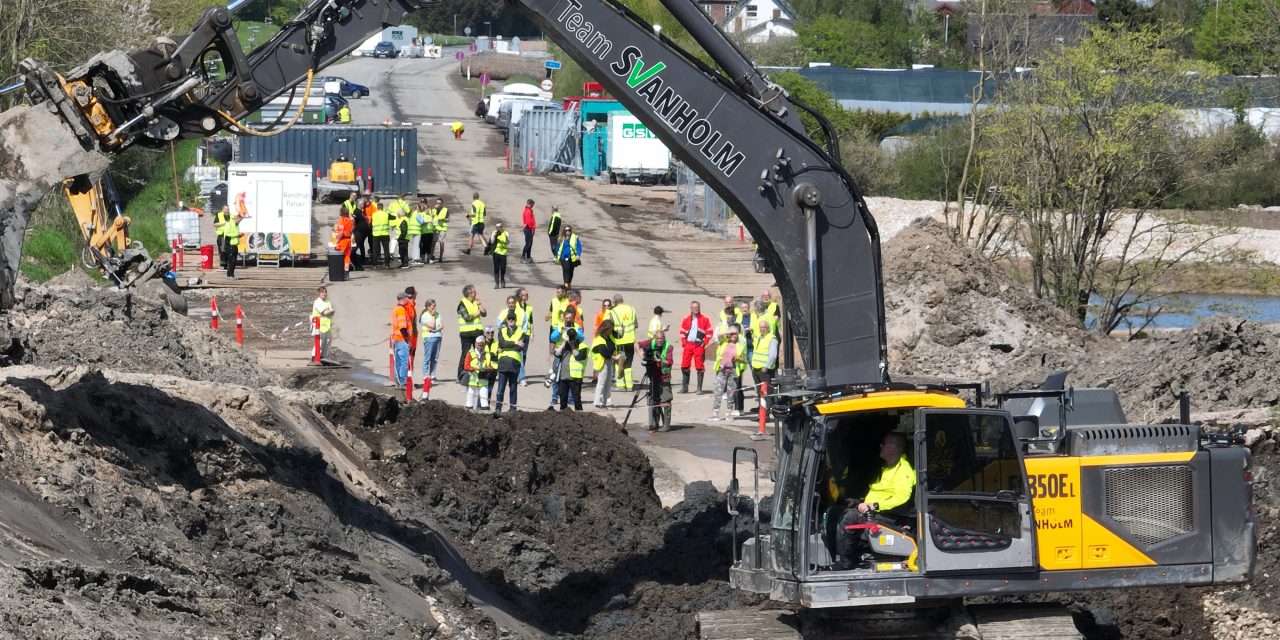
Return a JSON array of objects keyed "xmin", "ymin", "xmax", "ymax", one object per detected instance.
[
  {"xmin": 520, "ymin": 199, "xmax": 536, "ymax": 263},
  {"xmin": 678, "ymin": 300, "xmax": 713, "ymax": 394}
]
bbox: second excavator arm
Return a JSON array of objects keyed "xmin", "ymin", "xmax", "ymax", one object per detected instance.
[{"xmin": 14, "ymin": 0, "xmax": 889, "ymax": 387}]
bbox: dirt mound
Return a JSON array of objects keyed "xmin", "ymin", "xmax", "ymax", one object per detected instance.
[
  {"xmin": 325, "ymin": 396, "xmax": 764, "ymax": 637},
  {"xmin": 1, "ymin": 280, "xmax": 268, "ymax": 387},
  {"xmin": 456, "ymin": 53, "xmax": 546, "ymax": 81},
  {"xmin": 0, "ymin": 367, "xmax": 498, "ymax": 639},
  {"xmin": 883, "ymin": 218, "xmax": 1096, "ymax": 387},
  {"xmin": 1077, "ymin": 317, "xmax": 1280, "ymax": 421}
]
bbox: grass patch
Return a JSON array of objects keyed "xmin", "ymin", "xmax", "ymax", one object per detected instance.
[
  {"xmin": 235, "ymin": 21, "xmax": 281, "ymax": 55},
  {"xmin": 426, "ymin": 34, "xmax": 475, "ymax": 47},
  {"xmin": 122, "ymin": 140, "xmax": 201, "ymax": 256},
  {"xmin": 505, "ymin": 74, "xmax": 539, "ymax": 87},
  {"xmin": 21, "ymin": 227, "xmax": 77, "ymax": 282}
]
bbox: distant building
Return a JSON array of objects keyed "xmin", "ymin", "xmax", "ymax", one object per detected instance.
[
  {"xmin": 722, "ymin": 0, "xmax": 798, "ymax": 44},
  {"xmin": 798, "ymin": 66, "xmax": 996, "ymax": 117},
  {"xmin": 696, "ymin": 0, "xmax": 738, "ymax": 24},
  {"xmin": 967, "ymin": 13, "xmax": 1096, "ymax": 66}
]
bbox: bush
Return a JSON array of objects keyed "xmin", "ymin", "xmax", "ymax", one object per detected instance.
[{"xmin": 892, "ymin": 122, "xmax": 971, "ymax": 200}]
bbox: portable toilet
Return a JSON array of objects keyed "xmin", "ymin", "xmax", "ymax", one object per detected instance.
[{"xmin": 578, "ymin": 99, "xmax": 622, "ymax": 179}]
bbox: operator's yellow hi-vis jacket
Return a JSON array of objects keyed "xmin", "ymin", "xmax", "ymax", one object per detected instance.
[{"xmin": 863, "ymin": 455, "xmax": 915, "ymax": 512}]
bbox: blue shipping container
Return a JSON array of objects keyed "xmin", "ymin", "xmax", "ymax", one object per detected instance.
[{"xmin": 236, "ymin": 125, "xmax": 419, "ymax": 196}]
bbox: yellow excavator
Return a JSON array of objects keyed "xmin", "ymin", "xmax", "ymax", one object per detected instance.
[{"xmin": 62, "ymin": 171, "xmax": 187, "ymax": 314}]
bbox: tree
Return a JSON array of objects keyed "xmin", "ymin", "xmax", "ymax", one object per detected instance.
[
  {"xmin": 979, "ymin": 25, "xmax": 1230, "ymax": 332},
  {"xmin": 1192, "ymin": 0, "xmax": 1280, "ymax": 75},
  {"xmin": 795, "ymin": 1, "xmax": 923, "ymax": 68}
]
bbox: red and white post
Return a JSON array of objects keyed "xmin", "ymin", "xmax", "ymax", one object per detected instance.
[
  {"xmin": 210, "ymin": 297, "xmax": 219, "ymax": 330},
  {"xmin": 312, "ymin": 316, "xmax": 322, "ymax": 363},
  {"xmin": 421, "ymin": 373, "xmax": 432, "ymax": 400},
  {"xmin": 753, "ymin": 381, "xmax": 769, "ymax": 440},
  {"xmin": 177, "ymin": 234, "xmax": 184, "ymax": 268},
  {"xmin": 235, "ymin": 305, "xmax": 244, "ymax": 345},
  {"xmin": 404, "ymin": 353, "xmax": 415, "ymax": 402}
]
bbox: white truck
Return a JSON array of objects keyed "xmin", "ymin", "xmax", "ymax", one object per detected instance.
[
  {"xmin": 606, "ymin": 113, "xmax": 672, "ymax": 184},
  {"xmin": 356, "ymin": 25, "xmax": 422, "ymax": 57},
  {"xmin": 225, "ymin": 163, "xmax": 314, "ymax": 264}
]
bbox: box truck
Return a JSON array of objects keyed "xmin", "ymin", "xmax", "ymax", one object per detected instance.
[
  {"xmin": 226, "ymin": 163, "xmax": 314, "ymax": 264},
  {"xmin": 605, "ymin": 113, "xmax": 672, "ymax": 184},
  {"xmin": 356, "ymin": 25, "xmax": 422, "ymax": 57}
]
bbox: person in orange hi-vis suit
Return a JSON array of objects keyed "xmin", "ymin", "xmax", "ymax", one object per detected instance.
[
  {"xmin": 333, "ymin": 206, "xmax": 355, "ymax": 271},
  {"xmin": 391, "ymin": 293, "xmax": 412, "ymax": 389}
]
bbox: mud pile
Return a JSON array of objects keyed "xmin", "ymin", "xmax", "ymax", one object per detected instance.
[
  {"xmin": 1, "ymin": 279, "xmax": 268, "ymax": 387},
  {"xmin": 324, "ymin": 395, "xmax": 762, "ymax": 638},
  {"xmin": 882, "ymin": 219, "xmax": 1097, "ymax": 389},
  {"xmin": 0, "ymin": 367, "xmax": 496, "ymax": 638}
]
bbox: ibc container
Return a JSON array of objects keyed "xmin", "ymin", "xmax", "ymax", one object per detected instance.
[
  {"xmin": 237, "ymin": 125, "xmax": 419, "ymax": 196},
  {"xmin": 165, "ymin": 210, "xmax": 202, "ymax": 248}
]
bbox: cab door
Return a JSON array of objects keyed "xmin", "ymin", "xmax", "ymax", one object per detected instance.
[{"xmin": 914, "ymin": 409, "xmax": 1038, "ymax": 574}]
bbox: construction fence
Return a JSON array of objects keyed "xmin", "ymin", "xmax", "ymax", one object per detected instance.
[
  {"xmin": 508, "ymin": 105, "xmax": 582, "ymax": 174},
  {"xmin": 674, "ymin": 161, "xmax": 733, "ymax": 235}
]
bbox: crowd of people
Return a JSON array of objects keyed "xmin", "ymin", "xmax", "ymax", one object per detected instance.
[
  {"xmin": 331, "ymin": 191, "xmax": 584, "ymax": 290},
  {"xmin": 332, "ymin": 283, "xmax": 784, "ymax": 433}
]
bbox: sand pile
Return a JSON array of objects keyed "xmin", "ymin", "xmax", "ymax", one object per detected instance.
[{"xmin": 882, "ymin": 218, "xmax": 1096, "ymax": 388}]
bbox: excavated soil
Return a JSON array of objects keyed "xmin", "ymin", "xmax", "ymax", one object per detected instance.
[
  {"xmin": 323, "ymin": 396, "xmax": 763, "ymax": 638},
  {"xmin": 0, "ymin": 215, "xmax": 1278, "ymax": 638}
]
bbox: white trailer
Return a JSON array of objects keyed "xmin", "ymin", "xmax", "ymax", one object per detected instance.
[
  {"xmin": 226, "ymin": 163, "xmax": 314, "ymax": 264},
  {"xmin": 356, "ymin": 25, "xmax": 421, "ymax": 57},
  {"xmin": 606, "ymin": 113, "xmax": 672, "ymax": 184}
]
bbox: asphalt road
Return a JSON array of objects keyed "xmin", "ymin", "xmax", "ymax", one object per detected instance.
[{"xmin": 321, "ymin": 52, "xmax": 776, "ymax": 504}]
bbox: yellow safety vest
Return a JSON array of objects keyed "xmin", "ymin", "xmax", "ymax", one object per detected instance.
[
  {"xmin": 342, "ymin": 200, "xmax": 358, "ymax": 216},
  {"xmin": 493, "ymin": 230, "xmax": 509, "ymax": 256},
  {"xmin": 432, "ymin": 206, "xmax": 449, "ymax": 232},
  {"xmin": 371, "ymin": 208, "xmax": 389, "ymax": 237},
  {"xmin": 549, "ymin": 296, "xmax": 569, "ymax": 323},
  {"xmin": 311, "ymin": 299, "xmax": 332, "ymax": 333},
  {"xmin": 466, "ymin": 347, "xmax": 490, "ymax": 387},
  {"xmin": 751, "ymin": 332, "xmax": 776, "ymax": 370},
  {"xmin": 750, "ymin": 311, "xmax": 779, "ymax": 337},
  {"xmin": 224, "ymin": 216, "xmax": 241, "ymax": 248},
  {"xmin": 714, "ymin": 339, "xmax": 747, "ymax": 376},
  {"xmin": 407, "ymin": 208, "xmax": 423, "ymax": 235},
  {"xmin": 569, "ymin": 345, "xmax": 587, "ymax": 379},
  {"xmin": 458, "ymin": 297, "xmax": 484, "ymax": 333},
  {"xmin": 419, "ymin": 310, "xmax": 440, "ymax": 336},
  {"xmin": 471, "ymin": 199, "xmax": 486, "ymax": 224},
  {"xmin": 647, "ymin": 315, "xmax": 664, "ymax": 339},
  {"xmin": 557, "ymin": 233, "xmax": 580, "ymax": 262},
  {"xmin": 515, "ymin": 302, "xmax": 533, "ymax": 334},
  {"xmin": 590, "ymin": 335, "xmax": 609, "ymax": 371},
  {"xmin": 215, "ymin": 210, "xmax": 231, "ymax": 237},
  {"xmin": 547, "ymin": 210, "xmax": 562, "ymax": 236},
  {"xmin": 499, "ymin": 326, "xmax": 525, "ymax": 363},
  {"xmin": 610, "ymin": 304, "xmax": 637, "ymax": 345}
]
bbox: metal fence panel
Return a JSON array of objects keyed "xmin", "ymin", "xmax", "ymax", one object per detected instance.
[
  {"xmin": 674, "ymin": 161, "xmax": 732, "ymax": 235},
  {"xmin": 236, "ymin": 125, "xmax": 419, "ymax": 195},
  {"xmin": 510, "ymin": 106, "xmax": 581, "ymax": 174}
]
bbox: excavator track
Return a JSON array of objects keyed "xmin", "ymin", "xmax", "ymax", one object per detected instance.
[
  {"xmin": 696, "ymin": 603, "xmax": 1083, "ymax": 640},
  {"xmin": 697, "ymin": 610, "xmax": 802, "ymax": 640}
]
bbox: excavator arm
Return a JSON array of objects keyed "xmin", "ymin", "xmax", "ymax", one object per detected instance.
[{"xmin": 12, "ymin": 0, "xmax": 889, "ymax": 387}]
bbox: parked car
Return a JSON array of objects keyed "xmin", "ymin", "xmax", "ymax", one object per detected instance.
[
  {"xmin": 372, "ymin": 41, "xmax": 398, "ymax": 59},
  {"xmin": 320, "ymin": 76, "xmax": 369, "ymax": 98}
]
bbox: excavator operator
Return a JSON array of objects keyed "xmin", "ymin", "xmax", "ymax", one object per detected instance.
[{"xmin": 829, "ymin": 432, "xmax": 914, "ymax": 570}]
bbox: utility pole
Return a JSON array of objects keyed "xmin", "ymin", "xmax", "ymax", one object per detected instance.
[{"xmin": 454, "ymin": 14, "xmax": 457, "ymax": 36}]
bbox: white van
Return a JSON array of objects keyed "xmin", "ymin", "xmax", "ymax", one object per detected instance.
[{"xmin": 484, "ymin": 83, "xmax": 546, "ymax": 124}]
